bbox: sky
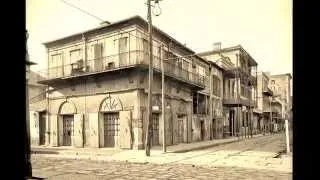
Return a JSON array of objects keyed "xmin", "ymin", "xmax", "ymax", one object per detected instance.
[{"xmin": 26, "ymin": 0, "xmax": 292, "ymax": 76}]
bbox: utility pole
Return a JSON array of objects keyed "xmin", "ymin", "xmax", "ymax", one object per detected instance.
[
  {"xmin": 161, "ymin": 45, "xmax": 166, "ymax": 152},
  {"xmin": 145, "ymin": 0, "xmax": 162, "ymax": 156},
  {"xmin": 145, "ymin": 0, "xmax": 154, "ymax": 156}
]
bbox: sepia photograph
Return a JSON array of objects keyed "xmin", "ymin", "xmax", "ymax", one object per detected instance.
[{"xmin": 26, "ymin": 0, "xmax": 292, "ymax": 179}]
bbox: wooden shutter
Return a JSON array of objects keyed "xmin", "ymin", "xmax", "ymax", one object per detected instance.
[
  {"xmin": 88, "ymin": 113, "xmax": 100, "ymax": 148},
  {"xmin": 94, "ymin": 44, "xmax": 103, "ymax": 71},
  {"xmin": 73, "ymin": 114, "xmax": 84, "ymax": 147},
  {"xmin": 119, "ymin": 111, "xmax": 132, "ymax": 149},
  {"xmin": 119, "ymin": 37, "xmax": 128, "ymax": 66},
  {"xmin": 50, "ymin": 114, "xmax": 59, "ymax": 146}
]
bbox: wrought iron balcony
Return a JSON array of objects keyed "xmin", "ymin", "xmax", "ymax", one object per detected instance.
[
  {"xmin": 223, "ymin": 67, "xmax": 257, "ymax": 85},
  {"xmin": 37, "ymin": 50, "xmax": 206, "ymax": 88},
  {"xmin": 223, "ymin": 97, "xmax": 256, "ymax": 107}
]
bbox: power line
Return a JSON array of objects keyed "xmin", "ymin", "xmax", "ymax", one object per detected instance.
[{"xmin": 59, "ymin": 0, "xmax": 105, "ymax": 22}]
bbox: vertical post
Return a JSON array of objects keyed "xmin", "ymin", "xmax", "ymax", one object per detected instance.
[
  {"xmin": 25, "ymin": 30, "xmax": 32, "ymax": 178},
  {"xmin": 82, "ymin": 34, "xmax": 87, "ymax": 71},
  {"xmin": 285, "ymin": 119, "xmax": 290, "ymax": 153},
  {"xmin": 270, "ymin": 97, "xmax": 272, "ymax": 134},
  {"xmin": 209, "ymin": 65, "xmax": 213, "ymax": 139},
  {"xmin": 46, "ymin": 86, "xmax": 50, "ymax": 145},
  {"xmin": 236, "ymin": 54, "xmax": 240, "ymax": 139},
  {"xmin": 145, "ymin": 0, "xmax": 153, "ymax": 156},
  {"xmin": 161, "ymin": 45, "xmax": 166, "ymax": 152}
]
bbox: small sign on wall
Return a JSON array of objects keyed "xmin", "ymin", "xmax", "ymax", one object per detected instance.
[{"xmin": 152, "ymin": 106, "xmax": 159, "ymax": 111}]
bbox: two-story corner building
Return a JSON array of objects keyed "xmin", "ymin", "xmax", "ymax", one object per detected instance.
[
  {"xmin": 268, "ymin": 73, "xmax": 292, "ymax": 120},
  {"xmin": 255, "ymin": 72, "xmax": 273, "ymax": 134},
  {"xmin": 199, "ymin": 44, "xmax": 258, "ymax": 138},
  {"xmin": 191, "ymin": 60, "xmax": 224, "ymax": 142},
  {"xmin": 32, "ymin": 16, "xmax": 210, "ymax": 149}
]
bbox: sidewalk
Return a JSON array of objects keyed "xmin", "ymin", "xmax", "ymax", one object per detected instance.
[{"xmin": 32, "ymin": 134, "xmax": 264, "ymax": 157}]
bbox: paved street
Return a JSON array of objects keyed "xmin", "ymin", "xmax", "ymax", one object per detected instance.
[{"xmin": 31, "ymin": 134, "xmax": 292, "ymax": 179}]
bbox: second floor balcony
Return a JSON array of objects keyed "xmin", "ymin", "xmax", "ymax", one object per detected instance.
[
  {"xmin": 223, "ymin": 67, "xmax": 257, "ymax": 86},
  {"xmin": 37, "ymin": 50, "xmax": 206, "ymax": 89}
]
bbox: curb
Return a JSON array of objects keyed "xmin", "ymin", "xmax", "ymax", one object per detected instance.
[
  {"xmin": 171, "ymin": 139, "xmax": 239, "ymax": 153},
  {"xmin": 31, "ymin": 134, "xmax": 268, "ymax": 155},
  {"xmin": 170, "ymin": 134, "xmax": 265, "ymax": 153}
]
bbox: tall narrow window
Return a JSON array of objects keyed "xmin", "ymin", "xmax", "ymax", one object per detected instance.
[
  {"xmin": 69, "ymin": 49, "xmax": 83, "ymax": 74},
  {"xmin": 212, "ymin": 75, "xmax": 221, "ymax": 96},
  {"xmin": 182, "ymin": 60, "xmax": 189, "ymax": 79},
  {"xmin": 142, "ymin": 39, "xmax": 149, "ymax": 64},
  {"xmin": 49, "ymin": 54, "xmax": 62, "ymax": 78},
  {"xmin": 93, "ymin": 43, "xmax": 103, "ymax": 71},
  {"xmin": 119, "ymin": 37, "xmax": 128, "ymax": 66}
]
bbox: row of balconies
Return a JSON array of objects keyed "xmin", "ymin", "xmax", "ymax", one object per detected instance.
[{"xmin": 37, "ymin": 50, "xmax": 207, "ymax": 88}]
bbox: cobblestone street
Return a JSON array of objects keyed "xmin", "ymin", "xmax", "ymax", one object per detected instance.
[{"xmin": 31, "ymin": 134, "xmax": 292, "ymax": 179}]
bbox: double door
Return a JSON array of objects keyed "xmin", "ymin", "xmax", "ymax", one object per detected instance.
[{"xmin": 104, "ymin": 112, "xmax": 120, "ymax": 147}]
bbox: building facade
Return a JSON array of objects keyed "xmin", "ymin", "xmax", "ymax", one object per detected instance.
[
  {"xmin": 30, "ymin": 16, "xmax": 220, "ymax": 149},
  {"xmin": 268, "ymin": 73, "xmax": 292, "ymax": 133},
  {"xmin": 191, "ymin": 61, "xmax": 224, "ymax": 141},
  {"xmin": 255, "ymin": 72, "xmax": 273, "ymax": 134},
  {"xmin": 268, "ymin": 73, "xmax": 292, "ymax": 120},
  {"xmin": 199, "ymin": 45, "xmax": 258, "ymax": 138}
]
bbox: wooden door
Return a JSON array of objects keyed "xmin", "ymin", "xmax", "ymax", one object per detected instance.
[
  {"xmin": 104, "ymin": 112, "xmax": 119, "ymax": 147},
  {"xmin": 63, "ymin": 115, "xmax": 74, "ymax": 146},
  {"xmin": 200, "ymin": 121, "xmax": 205, "ymax": 141},
  {"xmin": 211, "ymin": 119, "xmax": 215, "ymax": 140},
  {"xmin": 152, "ymin": 114, "xmax": 159, "ymax": 146},
  {"xmin": 39, "ymin": 112, "xmax": 46, "ymax": 145},
  {"xmin": 177, "ymin": 119, "xmax": 184, "ymax": 143}
]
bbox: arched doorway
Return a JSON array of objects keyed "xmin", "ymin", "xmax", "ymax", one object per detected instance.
[
  {"xmin": 58, "ymin": 101, "xmax": 77, "ymax": 146},
  {"xmin": 99, "ymin": 95, "xmax": 123, "ymax": 147}
]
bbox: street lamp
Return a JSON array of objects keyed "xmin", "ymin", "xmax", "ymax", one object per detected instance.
[{"xmin": 145, "ymin": 0, "xmax": 163, "ymax": 156}]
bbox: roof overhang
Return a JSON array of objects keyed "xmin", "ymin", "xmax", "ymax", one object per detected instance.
[{"xmin": 26, "ymin": 60, "xmax": 37, "ymax": 66}]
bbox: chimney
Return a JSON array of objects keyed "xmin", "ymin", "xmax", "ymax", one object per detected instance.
[
  {"xmin": 100, "ymin": 21, "xmax": 111, "ymax": 26},
  {"xmin": 213, "ymin": 42, "xmax": 221, "ymax": 51}
]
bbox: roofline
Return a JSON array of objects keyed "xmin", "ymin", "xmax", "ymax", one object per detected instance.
[
  {"xmin": 269, "ymin": 73, "xmax": 292, "ymax": 79},
  {"xmin": 257, "ymin": 71, "xmax": 270, "ymax": 79},
  {"xmin": 198, "ymin": 45, "xmax": 258, "ymax": 66},
  {"xmin": 207, "ymin": 61, "xmax": 224, "ymax": 71},
  {"xmin": 42, "ymin": 16, "xmax": 210, "ymax": 65},
  {"xmin": 42, "ymin": 15, "xmax": 141, "ymax": 45},
  {"xmin": 26, "ymin": 60, "xmax": 37, "ymax": 65}
]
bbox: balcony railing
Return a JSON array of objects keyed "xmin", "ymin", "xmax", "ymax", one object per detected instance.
[{"xmin": 37, "ymin": 50, "xmax": 206, "ymax": 87}]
